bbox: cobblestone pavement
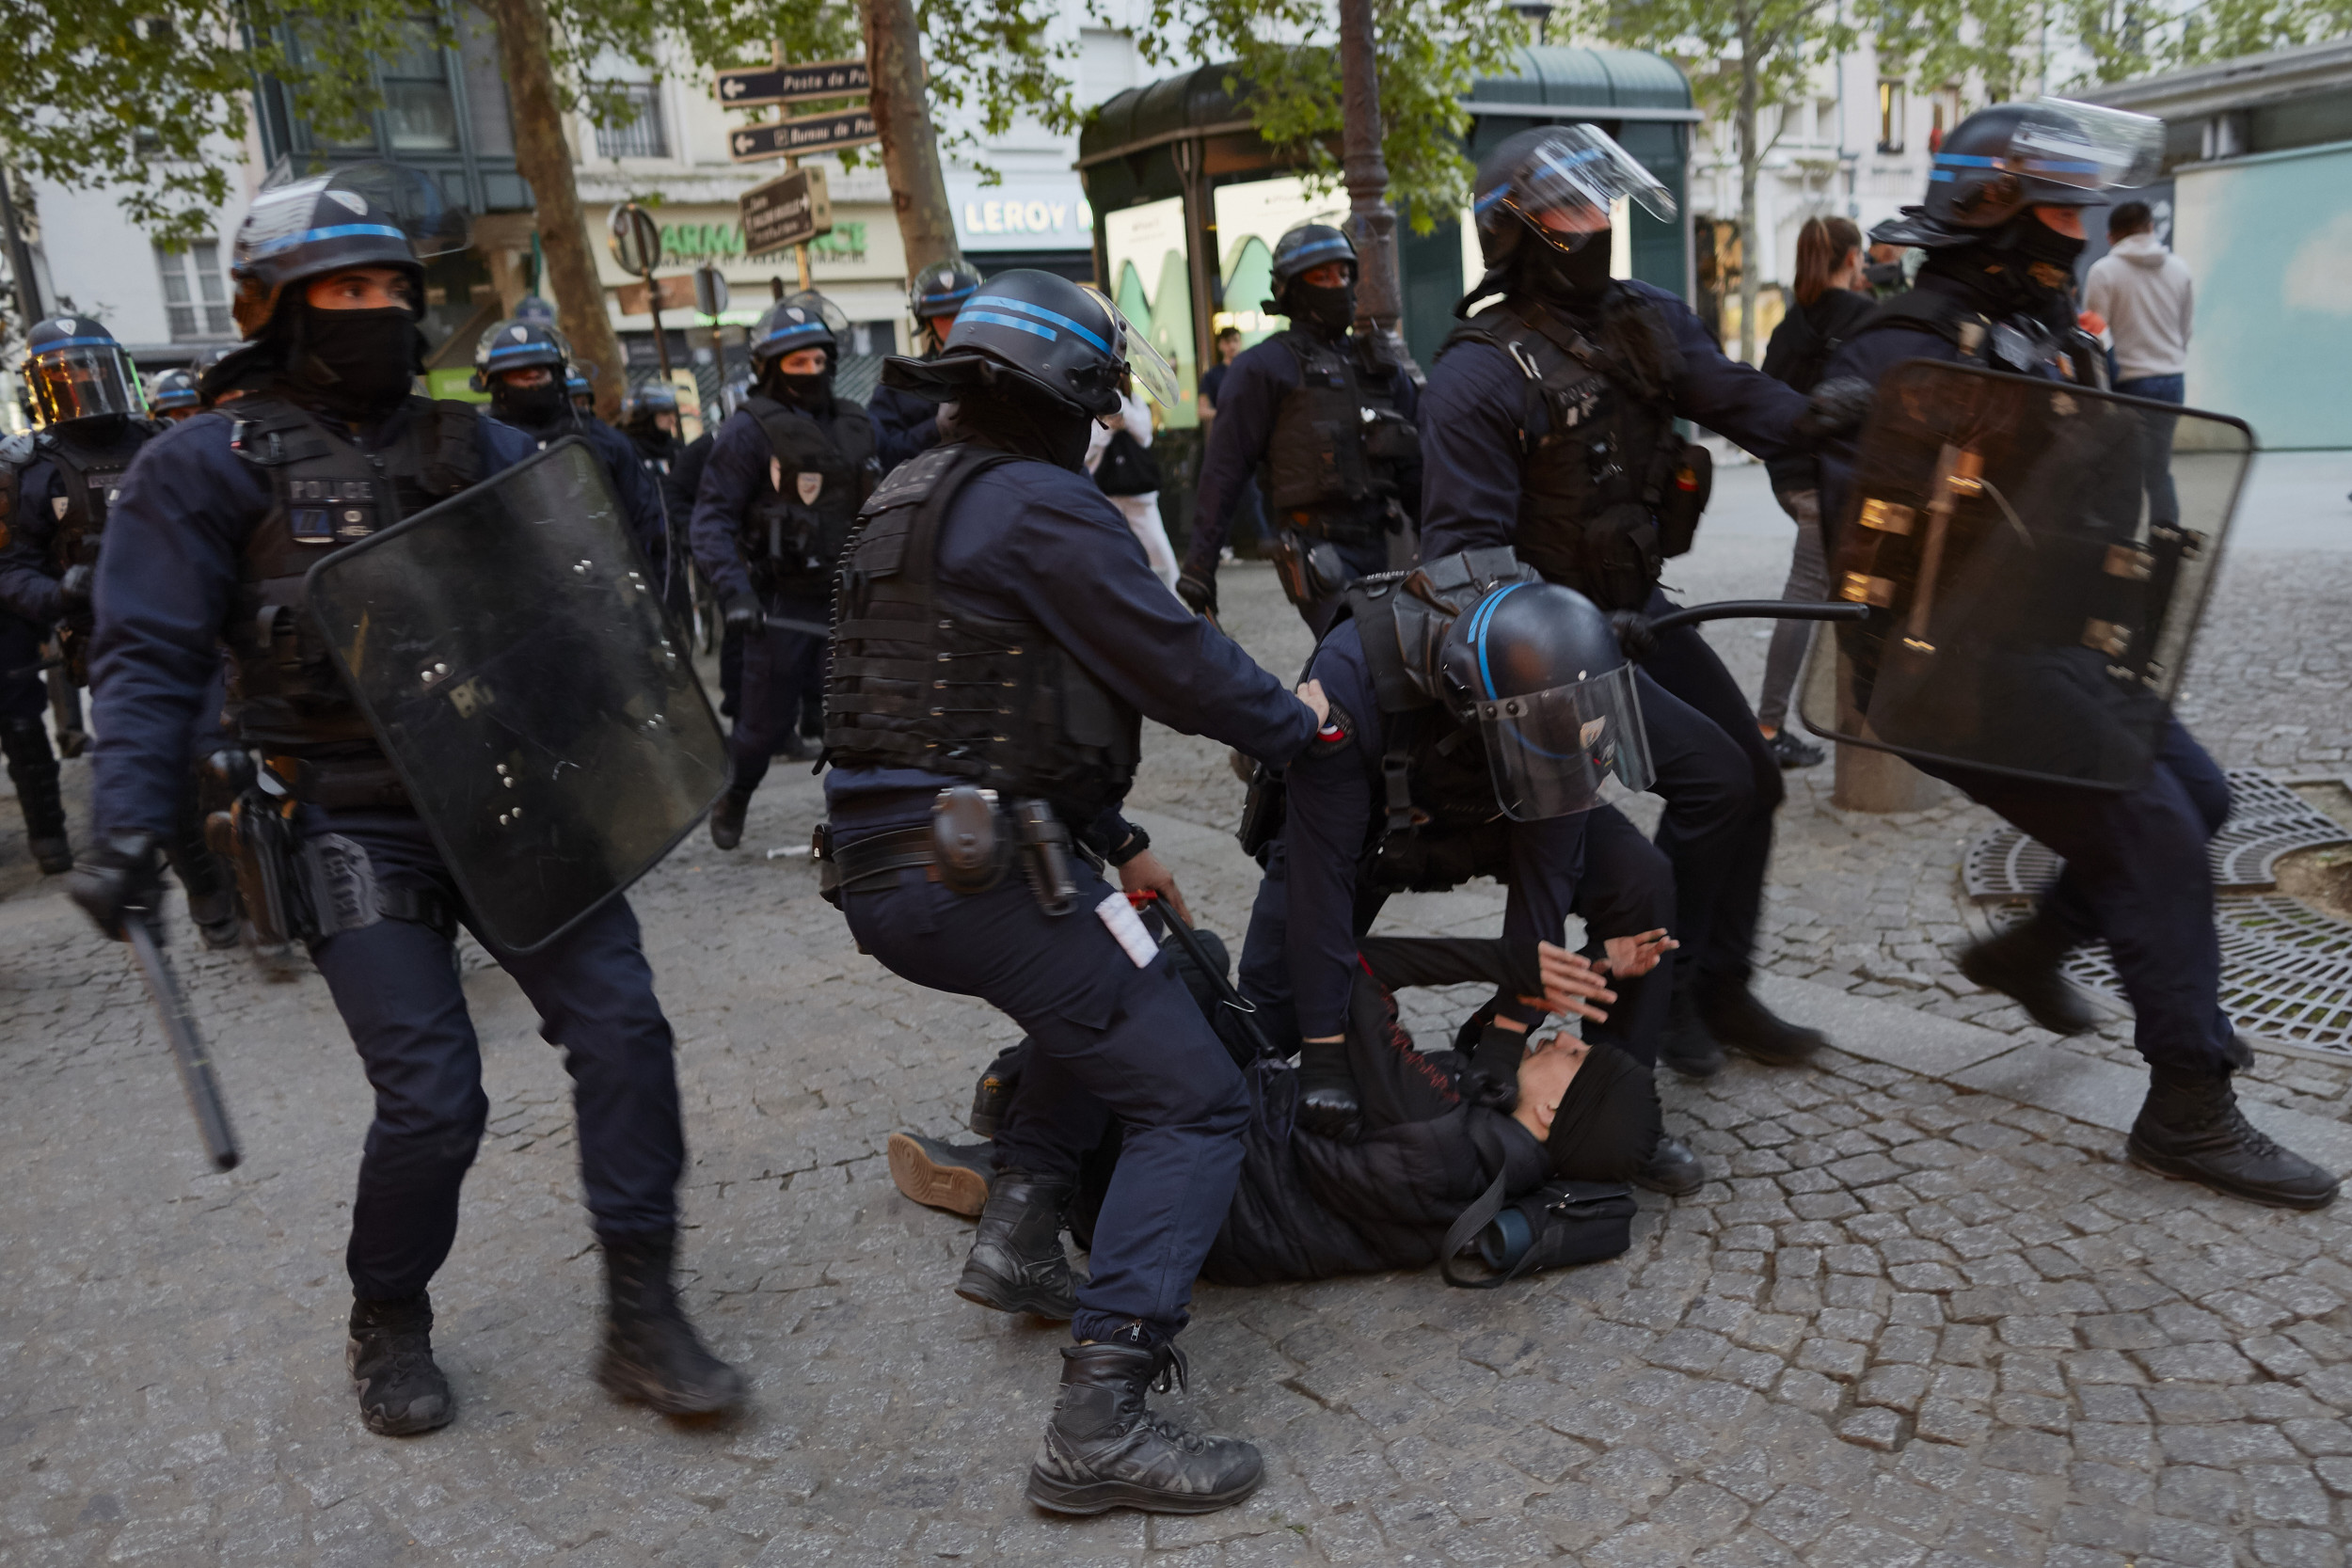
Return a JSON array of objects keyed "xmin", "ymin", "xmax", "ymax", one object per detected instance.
[{"xmin": 6, "ymin": 455, "xmax": 2352, "ymax": 1564}]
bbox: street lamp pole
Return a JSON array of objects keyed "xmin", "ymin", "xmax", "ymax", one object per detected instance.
[{"xmin": 1337, "ymin": 0, "xmax": 1405, "ymax": 344}]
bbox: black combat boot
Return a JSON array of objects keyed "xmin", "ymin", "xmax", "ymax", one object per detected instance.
[
  {"xmin": 1660, "ymin": 989, "xmax": 1724, "ymax": 1079},
  {"xmin": 1633, "ymin": 1133, "xmax": 1704, "ymax": 1196},
  {"xmin": 888, "ymin": 1131, "xmax": 995, "ymax": 1216},
  {"xmin": 1026, "ymin": 1341, "xmax": 1264, "ymax": 1515},
  {"xmin": 2, "ymin": 719, "xmax": 71, "ymax": 874},
  {"xmin": 969, "ymin": 1047, "xmax": 1025, "ymax": 1138},
  {"xmin": 956, "ymin": 1171, "xmax": 1082, "ymax": 1320},
  {"xmin": 348, "ymin": 1294, "xmax": 455, "ymax": 1436},
  {"xmin": 1699, "ymin": 980, "xmax": 1824, "ymax": 1066},
  {"xmin": 708, "ymin": 792, "xmax": 749, "ymax": 850},
  {"xmin": 1295, "ymin": 1037, "xmax": 1363, "ymax": 1142},
  {"xmin": 1958, "ymin": 911, "xmax": 2099, "ymax": 1036},
  {"xmin": 596, "ymin": 1230, "xmax": 749, "ymax": 1415},
  {"xmin": 2127, "ymin": 1067, "xmax": 2341, "ymax": 1210}
]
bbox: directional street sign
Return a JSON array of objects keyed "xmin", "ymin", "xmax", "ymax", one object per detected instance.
[
  {"xmin": 740, "ymin": 166, "xmax": 834, "ymax": 256},
  {"xmin": 713, "ymin": 57, "xmax": 870, "ymax": 109},
  {"xmin": 727, "ymin": 108, "xmax": 880, "ymax": 163}
]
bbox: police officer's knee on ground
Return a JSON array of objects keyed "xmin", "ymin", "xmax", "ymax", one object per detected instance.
[
  {"xmin": 1176, "ymin": 224, "xmax": 1421, "ymax": 633},
  {"xmin": 691, "ymin": 294, "xmax": 880, "ymax": 848},
  {"xmin": 1417, "ymin": 123, "xmax": 1848, "ymax": 1082},
  {"xmin": 818, "ymin": 270, "xmax": 1328, "ymax": 1515},
  {"xmin": 1813, "ymin": 99, "xmax": 2337, "ymax": 1211},
  {"xmin": 66, "ymin": 163, "xmax": 746, "ymax": 1438}
]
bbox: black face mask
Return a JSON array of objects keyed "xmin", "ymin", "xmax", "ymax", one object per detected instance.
[
  {"xmin": 284, "ymin": 305, "xmax": 420, "ymax": 420},
  {"xmin": 774, "ymin": 371, "xmax": 834, "ymax": 411},
  {"xmin": 2011, "ymin": 213, "xmax": 2087, "ymax": 288},
  {"xmin": 494, "ymin": 377, "xmax": 570, "ymax": 431},
  {"xmin": 1522, "ymin": 233, "xmax": 1615, "ymax": 309},
  {"xmin": 943, "ymin": 385, "xmax": 1091, "ymax": 471},
  {"xmin": 1286, "ymin": 280, "xmax": 1357, "ymax": 338}
]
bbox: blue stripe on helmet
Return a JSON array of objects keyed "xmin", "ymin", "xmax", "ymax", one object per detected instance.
[
  {"xmin": 961, "ymin": 309, "xmax": 1057, "ymax": 343},
  {"xmin": 968, "ymin": 294, "xmax": 1109, "ymax": 356},
  {"xmin": 29, "ymin": 337, "xmax": 122, "ymax": 353},
  {"xmin": 486, "ymin": 341, "xmax": 561, "ymax": 362},
  {"xmin": 1285, "ymin": 237, "xmax": 1353, "ymax": 264},
  {"xmin": 1473, "ymin": 187, "xmax": 1511, "ymax": 215},
  {"xmin": 1468, "ymin": 582, "xmax": 1527, "ymax": 700},
  {"xmin": 1928, "ymin": 168, "xmax": 1955, "ymax": 182},
  {"xmin": 246, "ymin": 223, "xmax": 409, "ymax": 259},
  {"xmin": 755, "ymin": 325, "xmax": 832, "ymax": 353},
  {"xmin": 1932, "ymin": 152, "xmax": 2006, "ymax": 168},
  {"xmin": 915, "ymin": 282, "xmax": 979, "ymax": 311}
]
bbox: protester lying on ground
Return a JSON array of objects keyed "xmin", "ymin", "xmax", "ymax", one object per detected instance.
[{"xmin": 889, "ymin": 933, "xmax": 1663, "ymax": 1290}]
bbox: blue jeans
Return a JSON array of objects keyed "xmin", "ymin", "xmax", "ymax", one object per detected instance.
[{"xmin": 2116, "ymin": 373, "xmax": 2185, "ymax": 527}]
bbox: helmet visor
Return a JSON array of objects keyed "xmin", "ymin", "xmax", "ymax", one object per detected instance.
[
  {"xmin": 2014, "ymin": 99, "xmax": 2166, "ymax": 192},
  {"xmin": 1079, "ymin": 284, "xmax": 1179, "ymax": 409},
  {"xmin": 781, "ymin": 291, "xmax": 850, "ymax": 336},
  {"xmin": 1481, "ymin": 127, "xmax": 1676, "ymax": 246},
  {"xmin": 323, "ymin": 162, "xmax": 469, "ymax": 258},
  {"xmin": 1473, "ymin": 663, "xmax": 1653, "ymax": 820},
  {"xmin": 27, "ymin": 343, "xmax": 145, "ymax": 424}
]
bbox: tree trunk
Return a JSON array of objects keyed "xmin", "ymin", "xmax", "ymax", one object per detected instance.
[
  {"xmin": 861, "ymin": 0, "xmax": 960, "ymax": 276},
  {"xmin": 485, "ymin": 0, "xmax": 627, "ymax": 420},
  {"xmin": 1736, "ymin": 47, "xmax": 1761, "ymax": 366},
  {"xmin": 1337, "ymin": 0, "xmax": 1406, "ymax": 352}
]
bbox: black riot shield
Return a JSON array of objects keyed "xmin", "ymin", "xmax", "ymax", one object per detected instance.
[
  {"xmin": 304, "ymin": 438, "xmax": 729, "ymax": 952},
  {"xmin": 1802, "ymin": 360, "xmax": 2251, "ymax": 791}
]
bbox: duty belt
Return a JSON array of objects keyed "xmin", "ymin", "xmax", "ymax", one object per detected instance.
[
  {"xmin": 814, "ymin": 787, "xmax": 1084, "ymax": 913},
  {"xmin": 818, "ymin": 825, "xmax": 947, "ymax": 895},
  {"xmin": 266, "ymin": 755, "xmax": 411, "ymax": 811}
]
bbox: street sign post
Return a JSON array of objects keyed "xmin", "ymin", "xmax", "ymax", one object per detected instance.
[
  {"xmin": 726, "ymin": 108, "xmax": 879, "ymax": 164},
  {"xmin": 693, "ymin": 264, "xmax": 731, "ymax": 386},
  {"xmin": 713, "ymin": 56, "xmax": 872, "ymax": 109},
  {"xmin": 740, "ymin": 166, "xmax": 834, "ymax": 257},
  {"xmin": 607, "ymin": 202, "xmax": 673, "ymax": 380}
]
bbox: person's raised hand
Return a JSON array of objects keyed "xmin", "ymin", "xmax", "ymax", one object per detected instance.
[
  {"xmin": 1601, "ymin": 928, "xmax": 1677, "ymax": 979},
  {"xmin": 1537, "ymin": 940, "xmax": 1616, "ymax": 1022}
]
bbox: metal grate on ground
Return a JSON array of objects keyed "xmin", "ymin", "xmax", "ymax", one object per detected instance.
[{"xmin": 1963, "ymin": 769, "xmax": 2352, "ymax": 1054}]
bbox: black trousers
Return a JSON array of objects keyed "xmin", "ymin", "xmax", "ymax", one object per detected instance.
[{"xmin": 1635, "ymin": 586, "xmax": 1784, "ymax": 993}]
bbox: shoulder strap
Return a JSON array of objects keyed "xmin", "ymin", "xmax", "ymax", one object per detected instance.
[
  {"xmin": 418, "ymin": 399, "xmax": 484, "ymax": 496},
  {"xmin": 227, "ymin": 395, "xmax": 341, "ymax": 468},
  {"xmin": 1439, "ymin": 1164, "xmax": 1520, "ymax": 1289}
]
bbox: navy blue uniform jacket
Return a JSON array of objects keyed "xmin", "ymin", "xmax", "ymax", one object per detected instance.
[
  {"xmin": 868, "ymin": 380, "xmax": 944, "ymax": 474},
  {"xmin": 825, "ymin": 448, "xmax": 1318, "ymax": 838},
  {"xmin": 1418, "ymin": 281, "xmax": 1809, "ymax": 562},
  {"xmin": 1184, "ymin": 334, "xmax": 1421, "ymax": 580},
  {"xmin": 689, "ymin": 404, "xmax": 878, "ymax": 607},
  {"xmin": 0, "ymin": 425, "xmax": 156, "ymax": 627},
  {"xmin": 87, "ymin": 404, "xmax": 535, "ymax": 838}
]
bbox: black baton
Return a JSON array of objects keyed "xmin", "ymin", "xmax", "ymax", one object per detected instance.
[
  {"xmin": 123, "ymin": 911, "xmax": 241, "ymax": 1171},
  {"xmin": 1644, "ymin": 599, "xmax": 1871, "ymax": 634},
  {"xmin": 1136, "ymin": 891, "xmax": 1279, "ymax": 1063}
]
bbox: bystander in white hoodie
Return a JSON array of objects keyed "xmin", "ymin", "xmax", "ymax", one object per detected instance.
[{"xmin": 2085, "ymin": 231, "xmax": 2195, "ymax": 384}]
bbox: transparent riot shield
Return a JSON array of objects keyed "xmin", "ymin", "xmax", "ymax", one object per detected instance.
[
  {"xmin": 304, "ymin": 438, "xmax": 729, "ymax": 952},
  {"xmin": 1802, "ymin": 360, "xmax": 2252, "ymax": 790}
]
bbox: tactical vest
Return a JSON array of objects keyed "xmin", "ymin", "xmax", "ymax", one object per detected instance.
[
  {"xmin": 1851, "ymin": 287, "xmax": 2108, "ymax": 389},
  {"xmin": 740, "ymin": 395, "xmax": 877, "ymax": 601},
  {"xmin": 1336, "ymin": 550, "xmax": 1542, "ymax": 894},
  {"xmin": 223, "ymin": 394, "xmax": 484, "ymax": 752},
  {"xmin": 0, "ymin": 420, "xmax": 151, "ymax": 577},
  {"xmin": 825, "ymin": 443, "xmax": 1140, "ymax": 821},
  {"xmin": 1438, "ymin": 294, "xmax": 1697, "ymax": 611},
  {"xmin": 1261, "ymin": 330, "xmax": 1420, "ymax": 546}
]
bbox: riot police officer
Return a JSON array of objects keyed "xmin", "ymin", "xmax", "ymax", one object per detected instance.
[
  {"xmin": 690, "ymin": 292, "xmax": 879, "ymax": 847},
  {"xmin": 818, "ymin": 270, "xmax": 1327, "ymax": 1514},
  {"xmin": 619, "ymin": 381, "xmax": 681, "ymax": 469},
  {"xmin": 148, "ymin": 368, "xmax": 205, "ymax": 423},
  {"xmin": 1817, "ymin": 100, "xmax": 2338, "ymax": 1209},
  {"xmin": 1235, "ymin": 552, "xmax": 1692, "ymax": 1188},
  {"xmin": 567, "ymin": 368, "xmax": 596, "ymax": 415},
  {"xmin": 0, "ymin": 317, "xmax": 162, "ymax": 878},
  {"xmin": 70, "ymin": 164, "xmax": 744, "ymax": 1435},
  {"xmin": 1417, "ymin": 125, "xmax": 1829, "ymax": 1079},
  {"xmin": 1177, "ymin": 225, "xmax": 1421, "ymax": 633},
  {"xmin": 472, "ymin": 321, "xmax": 665, "ymax": 561},
  {"xmin": 618, "ymin": 383, "xmax": 693, "ymax": 627},
  {"xmin": 869, "ymin": 259, "xmax": 982, "ymax": 472}
]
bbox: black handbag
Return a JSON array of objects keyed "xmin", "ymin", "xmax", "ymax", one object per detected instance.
[
  {"xmin": 1438, "ymin": 1171, "xmax": 1637, "ymax": 1289},
  {"xmin": 1094, "ymin": 430, "xmax": 1163, "ymax": 497}
]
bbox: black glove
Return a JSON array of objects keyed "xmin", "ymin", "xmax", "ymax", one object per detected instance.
[
  {"xmin": 1610, "ymin": 610, "xmax": 1658, "ymax": 660},
  {"xmin": 1793, "ymin": 375, "xmax": 1875, "ymax": 446},
  {"xmin": 68, "ymin": 831, "xmax": 166, "ymax": 942},
  {"xmin": 722, "ymin": 594, "xmax": 762, "ymax": 635},
  {"xmin": 57, "ymin": 563, "xmax": 94, "ymax": 612},
  {"xmin": 1176, "ymin": 567, "xmax": 1217, "ymax": 617}
]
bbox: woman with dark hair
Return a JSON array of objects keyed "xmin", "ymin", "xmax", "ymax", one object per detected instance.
[{"xmin": 1756, "ymin": 214, "xmax": 1874, "ymax": 768}]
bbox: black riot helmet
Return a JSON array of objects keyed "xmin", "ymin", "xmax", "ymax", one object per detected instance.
[
  {"xmin": 567, "ymin": 368, "xmax": 595, "ymax": 409},
  {"xmin": 229, "ymin": 161, "xmax": 468, "ymax": 336},
  {"xmin": 148, "ymin": 367, "xmax": 204, "ymax": 418},
  {"xmin": 1432, "ymin": 578, "xmax": 1654, "ymax": 820},
  {"xmin": 22, "ymin": 315, "xmax": 147, "ymax": 426},
  {"xmin": 909, "ymin": 259, "xmax": 984, "ymax": 344},
  {"xmin": 749, "ymin": 294, "xmax": 842, "ymax": 371},
  {"xmin": 880, "ymin": 269, "xmax": 1176, "ymax": 419},
  {"xmin": 1875, "ymin": 98, "xmax": 2163, "ymax": 248},
  {"xmin": 1266, "ymin": 223, "xmax": 1357, "ymax": 300},
  {"xmin": 1472, "ymin": 124, "xmax": 1676, "ymax": 269},
  {"xmin": 620, "ymin": 381, "xmax": 679, "ymax": 435},
  {"xmin": 470, "ymin": 318, "xmax": 571, "ymax": 389}
]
